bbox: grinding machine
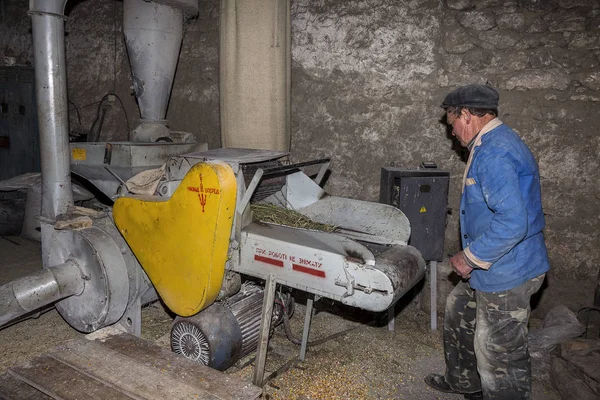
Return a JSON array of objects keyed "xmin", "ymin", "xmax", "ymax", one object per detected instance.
[
  {"xmin": 110, "ymin": 148, "xmax": 426, "ymax": 370},
  {"xmin": 0, "ymin": 0, "xmax": 426, "ymax": 381}
]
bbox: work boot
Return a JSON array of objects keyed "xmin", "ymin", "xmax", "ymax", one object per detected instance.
[
  {"xmin": 424, "ymin": 374, "xmax": 483, "ymax": 399},
  {"xmin": 464, "ymin": 391, "xmax": 484, "ymax": 400}
]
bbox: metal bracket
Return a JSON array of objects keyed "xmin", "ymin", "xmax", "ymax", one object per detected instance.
[
  {"xmin": 103, "ymin": 143, "xmax": 113, "ymax": 165},
  {"xmin": 334, "ymin": 262, "xmax": 355, "ymax": 297},
  {"xmin": 104, "ymin": 165, "xmax": 129, "ymax": 197},
  {"xmin": 117, "ymin": 296, "xmax": 142, "ymax": 337},
  {"xmin": 314, "ymin": 161, "xmax": 330, "ymax": 186},
  {"xmin": 238, "ymin": 168, "xmax": 264, "ymax": 222}
]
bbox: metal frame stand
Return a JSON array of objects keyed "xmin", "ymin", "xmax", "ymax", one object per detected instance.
[
  {"xmin": 253, "ymin": 278, "xmax": 320, "ymax": 386},
  {"xmin": 387, "ymin": 260, "xmax": 438, "ymax": 332},
  {"xmin": 118, "ymin": 297, "xmax": 142, "ymax": 337},
  {"xmin": 387, "ymin": 306, "xmax": 395, "ymax": 331},
  {"xmin": 430, "ymin": 260, "xmax": 437, "ymax": 331},
  {"xmin": 299, "ymin": 295, "xmax": 315, "ymax": 361}
]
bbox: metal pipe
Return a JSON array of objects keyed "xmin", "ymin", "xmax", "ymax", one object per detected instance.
[
  {"xmin": 0, "ymin": 261, "xmax": 84, "ymax": 328},
  {"xmin": 430, "ymin": 260, "xmax": 437, "ymax": 331},
  {"xmin": 29, "ymin": 0, "xmax": 73, "ymax": 221}
]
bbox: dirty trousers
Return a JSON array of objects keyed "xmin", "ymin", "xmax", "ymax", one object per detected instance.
[{"xmin": 443, "ymin": 274, "xmax": 545, "ymax": 400}]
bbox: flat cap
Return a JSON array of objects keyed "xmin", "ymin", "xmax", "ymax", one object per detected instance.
[{"xmin": 441, "ymin": 84, "xmax": 499, "ymax": 109}]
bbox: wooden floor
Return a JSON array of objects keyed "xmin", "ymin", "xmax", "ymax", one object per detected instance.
[{"xmin": 0, "ymin": 332, "xmax": 262, "ymax": 400}]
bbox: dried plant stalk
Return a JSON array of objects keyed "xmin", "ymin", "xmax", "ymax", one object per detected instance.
[{"xmin": 251, "ymin": 203, "xmax": 337, "ymax": 232}]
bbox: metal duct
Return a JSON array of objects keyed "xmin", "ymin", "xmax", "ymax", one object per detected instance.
[
  {"xmin": 0, "ymin": 261, "xmax": 84, "ymax": 327},
  {"xmin": 29, "ymin": 0, "xmax": 73, "ymax": 222},
  {"xmin": 12, "ymin": 1, "xmax": 155, "ymax": 334},
  {"xmin": 124, "ymin": 0, "xmax": 183, "ymax": 142}
]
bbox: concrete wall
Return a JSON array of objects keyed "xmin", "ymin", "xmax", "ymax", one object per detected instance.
[{"xmin": 1, "ymin": 0, "xmax": 598, "ymax": 312}]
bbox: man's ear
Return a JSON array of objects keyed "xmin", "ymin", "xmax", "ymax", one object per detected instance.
[{"xmin": 462, "ymin": 110, "xmax": 471, "ymax": 124}]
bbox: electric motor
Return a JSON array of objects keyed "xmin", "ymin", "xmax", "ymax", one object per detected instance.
[{"xmin": 170, "ymin": 282, "xmax": 286, "ymax": 370}]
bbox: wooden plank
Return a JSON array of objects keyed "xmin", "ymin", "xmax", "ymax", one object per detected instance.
[
  {"xmin": 47, "ymin": 338, "xmax": 235, "ymax": 400},
  {"xmin": 99, "ymin": 333, "xmax": 262, "ymax": 400},
  {"xmin": 0, "ymin": 373, "xmax": 54, "ymax": 400},
  {"xmin": 7, "ymin": 355, "xmax": 136, "ymax": 400}
]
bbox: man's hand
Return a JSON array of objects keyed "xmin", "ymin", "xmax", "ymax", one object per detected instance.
[{"xmin": 450, "ymin": 251, "xmax": 473, "ymax": 279}]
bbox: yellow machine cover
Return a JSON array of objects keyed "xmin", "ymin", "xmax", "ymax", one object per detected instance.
[{"xmin": 113, "ymin": 161, "xmax": 237, "ymax": 316}]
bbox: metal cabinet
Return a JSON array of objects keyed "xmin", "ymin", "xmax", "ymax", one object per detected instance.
[
  {"xmin": 0, "ymin": 66, "xmax": 40, "ymax": 180},
  {"xmin": 380, "ymin": 166, "xmax": 449, "ymax": 261}
]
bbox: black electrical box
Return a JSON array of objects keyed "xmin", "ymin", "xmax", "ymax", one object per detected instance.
[
  {"xmin": 0, "ymin": 66, "xmax": 40, "ymax": 180},
  {"xmin": 379, "ymin": 166, "xmax": 449, "ymax": 261}
]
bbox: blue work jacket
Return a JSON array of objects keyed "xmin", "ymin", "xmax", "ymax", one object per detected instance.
[{"xmin": 461, "ymin": 122, "xmax": 550, "ymax": 292}]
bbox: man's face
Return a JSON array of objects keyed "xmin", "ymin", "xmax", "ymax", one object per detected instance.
[{"xmin": 446, "ymin": 110, "xmax": 470, "ymax": 147}]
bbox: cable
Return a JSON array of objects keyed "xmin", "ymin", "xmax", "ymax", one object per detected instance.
[
  {"xmin": 111, "ymin": 93, "xmax": 131, "ymax": 141},
  {"xmin": 77, "ymin": 100, "xmax": 103, "ymax": 110},
  {"xmin": 84, "ymin": 2, "xmax": 124, "ymax": 142},
  {"xmin": 88, "ymin": 94, "xmax": 110, "ymax": 142},
  {"xmin": 92, "ymin": 103, "xmax": 110, "ymax": 142},
  {"xmin": 87, "ymin": 93, "xmax": 131, "ymax": 142},
  {"xmin": 68, "ymin": 99, "xmax": 82, "ymax": 127}
]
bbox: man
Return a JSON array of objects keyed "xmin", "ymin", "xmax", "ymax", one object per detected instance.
[{"xmin": 424, "ymin": 84, "xmax": 550, "ymax": 400}]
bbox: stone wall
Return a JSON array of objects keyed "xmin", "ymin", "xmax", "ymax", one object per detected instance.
[
  {"xmin": 439, "ymin": 0, "xmax": 600, "ymax": 311},
  {"xmin": 290, "ymin": 0, "xmax": 600, "ymax": 312},
  {"xmin": 1, "ymin": 0, "xmax": 598, "ymax": 311}
]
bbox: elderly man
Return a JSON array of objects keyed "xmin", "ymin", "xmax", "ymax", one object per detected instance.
[{"xmin": 424, "ymin": 84, "xmax": 550, "ymax": 400}]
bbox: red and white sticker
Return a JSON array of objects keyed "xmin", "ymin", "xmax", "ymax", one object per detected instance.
[{"xmin": 253, "ymin": 248, "xmax": 326, "ymax": 278}]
